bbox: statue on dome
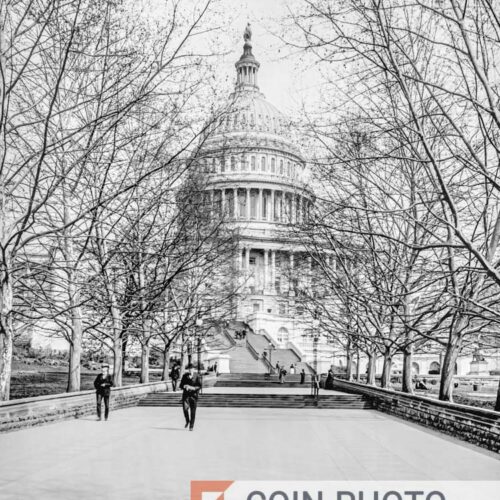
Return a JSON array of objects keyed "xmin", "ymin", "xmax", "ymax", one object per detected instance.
[{"xmin": 243, "ymin": 23, "xmax": 252, "ymax": 42}]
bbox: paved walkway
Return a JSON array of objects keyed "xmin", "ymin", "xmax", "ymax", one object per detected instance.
[{"xmin": 0, "ymin": 406, "xmax": 498, "ymax": 500}]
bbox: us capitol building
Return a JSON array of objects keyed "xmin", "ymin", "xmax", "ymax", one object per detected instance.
[{"xmin": 196, "ymin": 25, "xmax": 334, "ymax": 371}]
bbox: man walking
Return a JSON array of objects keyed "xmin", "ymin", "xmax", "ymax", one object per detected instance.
[
  {"xmin": 94, "ymin": 364, "xmax": 113, "ymax": 421},
  {"xmin": 179, "ymin": 363, "xmax": 202, "ymax": 431},
  {"xmin": 170, "ymin": 363, "xmax": 180, "ymax": 392}
]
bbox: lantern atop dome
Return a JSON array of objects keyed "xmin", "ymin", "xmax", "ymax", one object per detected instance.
[{"xmin": 235, "ymin": 23, "xmax": 260, "ymax": 92}]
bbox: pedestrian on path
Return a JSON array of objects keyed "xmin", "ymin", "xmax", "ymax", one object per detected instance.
[
  {"xmin": 170, "ymin": 364, "xmax": 180, "ymax": 392},
  {"xmin": 279, "ymin": 366, "xmax": 287, "ymax": 384},
  {"xmin": 179, "ymin": 364, "xmax": 202, "ymax": 431},
  {"xmin": 311, "ymin": 373, "xmax": 320, "ymax": 400},
  {"xmin": 94, "ymin": 364, "xmax": 113, "ymax": 421}
]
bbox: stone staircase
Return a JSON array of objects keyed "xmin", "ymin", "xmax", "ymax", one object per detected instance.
[
  {"xmin": 204, "ymin": 321, "xmax": 314, "ymax": 375},
  {"xmin": 138, "ymin": 392, "xmax": 372, "ymax": 409},
  {"xmin": 227, "ymin": 345, "xmax": 268, "ymax": 373}
]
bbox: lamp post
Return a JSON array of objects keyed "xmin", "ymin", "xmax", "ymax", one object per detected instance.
[
  {"xmin": 195, "ymin": 316, "xmax": 203, "ymax": 373},
  {"xmin": 312, "ymin": 318, "xmax": 320, "ymax": 374},
  {"xmin": 267, "ymin": 342, "xmax": 274, "ymax": 374}
]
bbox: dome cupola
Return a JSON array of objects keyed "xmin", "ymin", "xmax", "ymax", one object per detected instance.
[{"xmin": 235, "ymin": 23, "xmax": 260, "ymax": 92}]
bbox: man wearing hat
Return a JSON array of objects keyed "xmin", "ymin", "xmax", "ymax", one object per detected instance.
[
  {"xmin": 93, "ymin": 364, "xmax": 114, "ymax": 421},
  {"xmin": 179, "ymin": 363, "xmax": 202, "ymax": 431}
]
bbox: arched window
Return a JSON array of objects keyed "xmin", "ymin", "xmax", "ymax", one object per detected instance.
[
  {"xmin": 211, "ymin": 158, "xmax": 216, "ymax": 173},
  {"xmin": 261, "ymin": 156, "xmax": 266, "ymax": 171},
  {"xmin": 220, "ymin": 158, "xmax": 225, "ymax": 173},
  {"xmin": 277, "ymin": 327, "xmax": 289, "ymax": 341},
  {"xmin": 271, "ymin": 157, "xmax": 276, "ymax": 173},
  {"xmin": 287, "ymin": 161, "xmax": 291, "ymax": 177},
  {"xmin": 279, "ymin": 159, "xmax": 284, "ymax": 175},
  {"xmin": 251, "ymin": 156, "xmax": 256, "ymax": 171},
  {"xmin": 429, "ymin": 361, "xmax": 441, "ymax": 374},
  {"xmin": 241, "ymin": 156, "xmax": 247, "ymax": 171},
  {"xmin": 231, "ymin": 157, "xmax": 236, "ymax": 171}
]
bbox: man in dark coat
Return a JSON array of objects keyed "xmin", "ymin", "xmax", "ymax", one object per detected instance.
[
  {"xmin": 179, "ymin": 364, "xmax": 202, "ymax": 431},
  {"xmin": 94, "ymin": 364, "xmax": 114, "ymax": 421},
  {"xmin": 300, "ymin": 369, "xmax": 306, "ymax": 384},
  {"xmin": 170, "ymin": 364, "xmax": 180, "ymax": 392}
]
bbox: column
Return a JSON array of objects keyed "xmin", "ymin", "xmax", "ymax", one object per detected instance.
[
  {"xmin": 263, "ymin": 249, "xmax": 269, "ymax": 290},
  {"xmin": 246, "ymin": 188, "xmax": 251, "ymax": 219},
  {"xmin": 270, "ymin": 190, "xmax": 275, "ymax": 221},
  {"xmin": 233, "ymin": 188, "xmax": 238, "ymax": 218},
  {"xmin": 291, "ymin": 194, "xmax": 296, "ymax": 224},
  {"xmin": 221, "ymin": 189, "xmax": 226, "ymax": 213},
  {"xmin": 210, "ymin": 190, "xmax": 214, "ymax": 216},
  {"xmin": 271, "ymin": 250, "xmax": 276, "ymax": 292},
  {"xmin": 259, "ymin": 188, "xmax": 263, "ymax": 220}
]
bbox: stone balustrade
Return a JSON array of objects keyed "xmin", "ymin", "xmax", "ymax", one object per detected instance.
[
  {"xmin": 332, "ymin": 379, "xmax": 500, "ymax": 452},
  {"xmin": 0, "ymin": 381, "xmax": 169, "ymax": 433}
]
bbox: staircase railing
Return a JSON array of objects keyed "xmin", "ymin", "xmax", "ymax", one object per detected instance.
[
  {"xmin": 285, "ymin": 340, "xmax": 304, "ymax": 361},
  {"xmin": 245, "ymin": 339, "xmax": 261, "ymax": 361}
]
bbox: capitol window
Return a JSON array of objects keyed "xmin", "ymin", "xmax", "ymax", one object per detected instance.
[
  {"xmin": 220, "ymin": 159, "xmax": 226, "ymax": 173},
  {"xmin": 287, "ymin": 161, "xmax": 291, "ymax": 177},
  {"xmin": 231, "ymin": 156, "xmax": 236, "ymax": 171},
  {"xmin": 271, "ymin": 157, "xmax": 276, "ymax": 173},
  {"xmin": 251, "ymin": 156, "xmax": 256, "ymax": 171},
  {"xmin": 279, "ymin": 159, "xmax": 284, "ymax": 175},
  {"xmin": 261, "ymin": 156, "xmax": 266, "ymax": 171}
]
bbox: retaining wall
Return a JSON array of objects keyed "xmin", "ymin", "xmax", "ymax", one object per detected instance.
[
  {"xmin": 0, "ymin": 381, "xmax": 169, "ymax": 433},
  {"xmin": 333, "ymin": 379, "xmax": 500, "ymax": 452}
]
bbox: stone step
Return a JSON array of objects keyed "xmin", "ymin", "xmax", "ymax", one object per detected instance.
[{"xmin": 138, "ymin": 393, "xmax": 373, "ymax": 409}]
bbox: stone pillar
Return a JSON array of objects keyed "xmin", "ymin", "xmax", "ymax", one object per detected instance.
[
  {"xmin": 238, "ymin": 247, "xmax": 243, "ymax": 270},
  {"xmin": 233, "ymin": 188, "xmax": 238, "ymax": 218},
  {"xmin": 221, "ymin": 189, "xmax": 226, "ymax": 213},
  {"xmin": 264, "ymin": 249, "xmax": 269, "ymax": 290},
  {"xmin": 246, "ymin": 188, "xmax": 251, "ymax": 219},
  {"xmin": 271, "ymin": 250, "xmax": 276, "ymax": 292},
  {"xmin": 245, "ymin": 247, "xmax": 251, "ymax": 270},
  {"xmin": 259, "ymin": 188, "xmax": 263, "ymax": 220},
  {"xmin": 270, "ymin": 190, "xmax": 275, "ymax": 221},
  {"xmin": 291, "ymin": 194, "xmax": 296, "ymax": 224}
]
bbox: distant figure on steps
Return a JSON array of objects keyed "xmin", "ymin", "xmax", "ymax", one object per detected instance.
[
  {"xmin": 279, "ymin": 366, "xmax": 287, "ymax": 384},
  {"xmin": 300, "ymin": 369, "xmax": 306, "ymax": 384}
]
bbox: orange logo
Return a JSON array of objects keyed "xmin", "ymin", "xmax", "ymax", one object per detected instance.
[{"xmin": 191, "ymin": 481, "xmax": 234, "ymax": 500}]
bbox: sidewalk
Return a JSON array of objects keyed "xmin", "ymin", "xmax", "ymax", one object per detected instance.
[{"xmin": 0, "ymin": 405, "xmax": 498, "ymax": 500}]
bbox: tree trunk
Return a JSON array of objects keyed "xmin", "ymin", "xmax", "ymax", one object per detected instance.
[
  {"xmin": 355, "ymin": 349, "xmax": 361, "ymax": 382},
  {"xmin": 140, "ymin": 341, "xmax": 150, "ymax": 384},
  {"xmin": 66, "ymin": 282, "xmax": 83, "ymax": 392},
  {"xmin": 346, "ymin": 346, "xmax": 353, "ymax": 381},
  {"xmin": 381, "ymin": 349, "xmax": 392, "ymax": 388},
  {"xmin": 0, "ymin": 265, "xmax": 13, "ymax": 401},
  {"xmin": 366, "ymin": 351, "xmax": 376, "ymax": 385},
  {"xmin": 113, "ymin": 336, "xmax": 123, "ymax": 387},
  {"xmin": 401, "ymin": 331, "xmax": 414, "ymax": 394},
  {"xmin": 161, "ymin": 346, "xmax": 170, "ymax": 382},
  {"xmin": 439, "ymin": 334, "xmax": 462, "ymax": 401}
]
